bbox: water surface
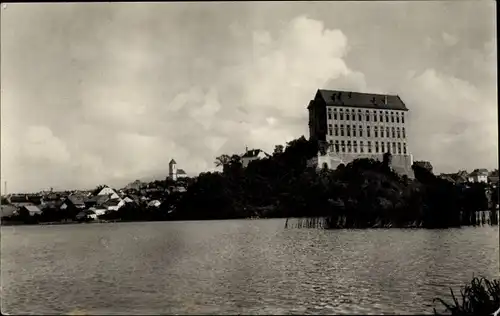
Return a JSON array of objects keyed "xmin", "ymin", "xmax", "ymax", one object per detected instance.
[{"xmin": 1, "ymin": 219, "xmax": 498, "ymax": 314}]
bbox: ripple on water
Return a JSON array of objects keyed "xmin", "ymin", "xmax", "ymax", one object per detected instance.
[{"xmin": 1, "ymin": 222, "xmax": 498, "ymax": 315}]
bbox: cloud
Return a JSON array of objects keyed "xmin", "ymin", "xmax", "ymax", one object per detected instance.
[
  {"xmin": 1, "ymin": 3, "xmax": 496, "ymax": 192},
  {"xmin": 401, "ymin": 68, "xmax": 497, "ymax": 172},
  {"xmin": 442, "ymin": 32, "xmax": 459, "ymax": 46}
]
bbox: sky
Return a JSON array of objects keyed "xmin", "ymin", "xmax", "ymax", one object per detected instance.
[{"xmin": 1, "ymin": 2, "xmax": 497, "ymax": 193}]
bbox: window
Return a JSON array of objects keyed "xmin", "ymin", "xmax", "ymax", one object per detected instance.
[
  {"xmin": 359, "ymin": 125, "xmax": 363, "ymax": 137},
  {"xmin": 334, "ymin": 124, "xmax": 339, "ymax": 136},
  {"xmin": 358, "ymin": 110, "xmax": 362, "ymax": 121},
  {"xmin": 374, "ymin": 126, "xmax": 378, "ymax": 138},
  {"xmin": 347, "ymin": 141, "xmax": 352, "ymax": 153},
  {"xmin": 328, "ymin": 108, "xmax": 332, "ymax": 120},
  {"xmin": 368, "ymin": 141, "xmax": 372, "ymax": 153},
  {"xmin": 396, "ymin": 112, "xmax": 400, "ymax": 123},
  {"xmin": 353, "ymin": 140, "xmax": 358, "ymax": 153},
  {"xmin": 397, "ymin": 127, "xmax": 401, "ymax": 138},
  {"xmin": 386, "ymin": 127, "xmax": 390, "ymax": 138},
  {"xmin": 329, "ymin": 140, "xmax": 333, "ymax": 151},
  {"xmin": 379, "ymin": 111, "xmax": 383, "ymax": 122},
  {"xmin": 353, "ymin": 126, "xmax": 357, "ymax": 137},
  {"xmin": 403, "ymin": 143, "xmax": 407, "ymax": 155},
  {"xmin": 346, "ymin": 109, "xmax": 350, "ymax": 121},
  {"xmin": 402, "ymin": 127, "xmax": 406, "ymax": 138},
  {"xmin": 352, "ymin": 111, "xmax": 356, "ymax": 121},
  {"xmin": 401, "ymin": 113, "xmax": 405, "ymax": 124},
  {"xmin": 374, "ymin": 110, "xmax": 378, "ymax": 122},
  {"xmin": 380, "ymin": 128, "xmax": 384, "ymax": 138},
  {"xmin": 391, "ymin": 112, "xmax": 395, "ymax": 123},
  {"xmin": 333, "ymin": 109, "xmax": 338, "ymax": 120},
  {"xmin": 385, "ymin": 111, "xmax": 389, "ymax": 122},
  {"xmin": 340, "ymin": 109, "xmax": 344, "ymax": 120},
  {"xmin": 367, "ymin": 126, "xmax": 371, "ymax": 138},
  {"xmin": 398, "ymin": 142, "xmax": 402, "ymax": 154},
  {"xmin": 347, "ymin": 125, "xmax": 351, "ymax": 137},
  {"xmin": 392, "ymin": 127, "xmax": 396, "ymax": 138},
  {"xmin": 360, "ymin": 141, "xmax": 364, "ymax": 153},
  {"xmin": 365, "ymin": 110, "xmax": 370, "ymax": 121},
  {"xmin": 381, "ymin": 142, "xmax": 385, "ymax": 153},
  {"xmin": 392, "ymin": 142, "xmax": 397, "ymax": 153},
  {"xmin": 328, "ymin": 124, "xmax": 333, "ymax": 136},
  {"xmin": 341, "ymin": 140, "xmax": 346, "ymax": 153},
  {"xmin": 340, "ymin": 125, "xmax": 344, "ymax": 137},
  {"xmin": 387, "ymin": 142, "xmax": 391, "ymax": 153},
  {"xmin": 335, "ymin": 140, "xmax": 340, "ymax": 152},
  {"xmin": 375, "ymin": 141, "xmax": 379, "ymax": 153}
]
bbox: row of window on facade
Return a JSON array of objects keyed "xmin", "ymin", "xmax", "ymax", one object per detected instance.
[
  {"xmin": 327, "ymin": 108, "xmax": 405, "ymax": 123},
  {"xmin": 328, "ymin": 124, "xmax": 406, "ymax": 138},
  {"xmin": 329, "ymin": 140, "xmax": 407, "ymax": 155}
]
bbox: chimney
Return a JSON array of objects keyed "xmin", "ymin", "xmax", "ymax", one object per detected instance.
[{"xmin": 384, "ymin": 95, "xmax": 388, "ymax": 105}]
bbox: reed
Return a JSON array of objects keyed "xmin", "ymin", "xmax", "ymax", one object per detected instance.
[{"xmin": 433, "ymin": 276, "xmax": 500, "ymax": 315}]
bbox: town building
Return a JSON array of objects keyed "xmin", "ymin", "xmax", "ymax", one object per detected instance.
[
  {"xmin": 241, "ymin": 148, "xmax": 271, "ymax": 168},
  {"xmin": 307, "ymin": 89, "xmax": 413, "ymax": 176},
  {"xmin": 168, "ymin": 159, "xmax": 188, "ymax": 181},
  {"xmin": 467, "ymin": 169, "xmax": 489, "ymax": 183}
]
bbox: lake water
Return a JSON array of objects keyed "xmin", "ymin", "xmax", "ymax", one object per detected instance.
[{"xmin": 1, "ymin": 219, "xmax": 498, "ymax": 315}]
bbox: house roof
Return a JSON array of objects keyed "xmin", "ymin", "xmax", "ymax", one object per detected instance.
[
  {"xmin": 101, "ymin": 198, "xmax": 122, "ymax": 208},
  {"xmin": 67, "ymin": 195, "xmax": 85, "ymax": 206},
  {"xmin": 169, "ymin": 159, "xmax": 177, "ymax": 165},
  {"xmin": 241, "ymin": 149, "xmax": 271, "ymax": 158},
  {"xmin": 177, "ymin": 169, "xmax": 187, "ymax": 175},
  {"xmin": 9, "ymin": 195, "xmax": 28, "ymax": 203},
  {"xmin": 469, "ymin": 169, "xmax": 489, "ymax": 177},
  {"xmin": 24, "ymin": 205, "xmax": 42, "ymax": 215},
  {"xmin": 310, "ymin": 89, "xmax": 409, "ymax": 111}
]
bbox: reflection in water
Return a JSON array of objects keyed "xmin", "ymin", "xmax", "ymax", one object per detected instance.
[{"xmin": 1, "ymin": 220, "xmax": 498, "ymax": 315}]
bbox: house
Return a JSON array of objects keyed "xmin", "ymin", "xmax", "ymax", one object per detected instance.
[
  {"xmin": 101, "ymin": 198, "xmax": 125, "ymax": 211},
  {"xmin": 84, "ymin": 195, "xmax": 111, "ymax": 208},
  {"xmin": 88, "ymin": 206, "xmax": 107, "ymax": 217},
  {"xmin": 439, "ymin": 170, "xmax": 469, "ymax": 184},
  {"xmin": 7, "ymin": 195, "xmax": 34, "ymax": 208},
  {"xmin": 124, "ymin": 180, "xmax": 145, "ymax": 191},
  {"xmin": 241, "ymin": 148, "xmax": 271, "ymax": 168},
  {"xmin": 488, "ymin": 170, "xmax": 499, "ymax": 185},
  {"xmin": 468, "ymin": 169, "xmax": 489, "ymax": 183},
  {"xmin": 60, "ymin": 194, "xmax": 86, "ymax": 211},
  {"xmin": 76, "ymin": 209, "xmax": 97, "ymax": 221},
  {"xmin": 96, "ymin": 187, "xmax": 120, "ymax": 200},
  {"xmin": 20, "ymin": 205, "xmax": 43, "ymax": 216},
  {"xmin": 147, "ymin": 200, "xmax": 162, "ymax": 208},
  {"xmin": 0, "ymin": 204, "xmax": 18, "ymax": 218}
]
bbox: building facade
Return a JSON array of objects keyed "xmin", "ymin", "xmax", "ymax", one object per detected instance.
[{"xmin": 308, "ymin": 89, "xmax": 413, "ymax": 176}]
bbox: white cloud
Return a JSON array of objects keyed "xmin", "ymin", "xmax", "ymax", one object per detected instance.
[{"xmin": 442, "ymin": 32, "xmax": 459, "ymax": 46}]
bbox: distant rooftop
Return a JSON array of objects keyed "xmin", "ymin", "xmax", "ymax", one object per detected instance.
[{"xmin": 310, "ymin": 89, "xmax": 409, "ymax": 111}]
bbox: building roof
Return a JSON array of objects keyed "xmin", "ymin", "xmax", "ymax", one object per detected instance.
[
  {"xmin": 469, "ymin": 169, "xmax": 489, "ymax": 177},
  {"xmin": 169, "ymin": 159, "xmax": 177, "ymax": 165},
  {"xmin": 311, "ymin": 89, "xmax": 409, "ymax": 111},
  {"xmin": 177, "ymin": 169, "xmax": 187, "ymax": 175},
  {"xmin": 23, "ymin": 205, "xmax": 42, "ymax": 215},
  {"xmin": 241, "ymin": 149, "xmax": 271, "ymax": 159},
  {"xmin": 67, "ymin": 194, "xmax": 85, "ymax": 206}
]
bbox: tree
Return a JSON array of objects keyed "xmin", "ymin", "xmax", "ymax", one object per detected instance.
[
  {"xmin": 92, "ymin": 184, "xmax": 107, "ymax": 195},
  {"xmin": 214, "ymin": 154, "xmax": 231, "ymax": 172},
  {"xmin": 273, "ymin": 145, "xmax": 284, "ymax": 155}
]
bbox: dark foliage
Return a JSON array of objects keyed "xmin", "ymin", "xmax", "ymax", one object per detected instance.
[{"xmin": 434, "ymin": 276, "xmax": 500, "ymax": 315}]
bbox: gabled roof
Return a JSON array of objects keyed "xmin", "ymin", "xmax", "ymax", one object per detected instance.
[
  {"xmin": 169, "ymin": 159, "xmax": 177, "ymax": 165},
  {"xmin": 23, "ymin": 205, "xmax": 42, "ymax": 215},
  {"xmin": 469, "ymin": 169, "xmax": 489, "ymax": 177},
  {"xmin": 311, "ymin": 89, "xmax": 409, "ymax": 111},
  {"xmin": 241, "ymin": 149, "xmax": 271, "ymax": 158},
  {"xmin": 67, "ymin": 194, "xmax": 85, "ymax": 206},
  {"xmin": 177, "ymin": 169, "xmax": 187, "ymax": 175}
]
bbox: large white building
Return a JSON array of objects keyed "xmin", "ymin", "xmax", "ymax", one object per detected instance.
[{"xmin": 308, "ymin": 89, "xmax": 414, "ymax": 176}]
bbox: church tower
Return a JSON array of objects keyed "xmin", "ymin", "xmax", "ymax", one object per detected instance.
[{"xmin": 169, "ymin": 159, "xmax": 177, "ymax": 181}]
